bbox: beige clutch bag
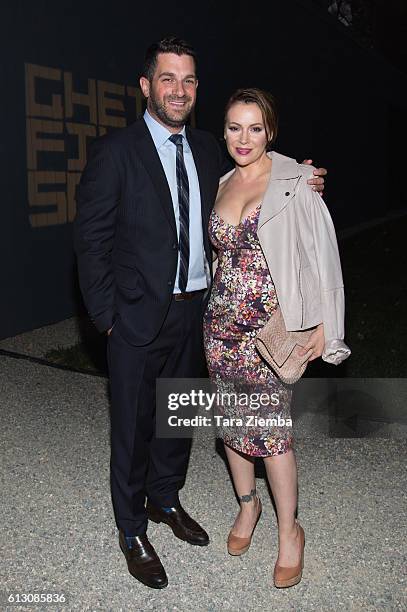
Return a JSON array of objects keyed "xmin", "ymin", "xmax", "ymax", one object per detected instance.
[{"xmin": 254, "ymin": 307, "xmax": 314, "ymax": 384}]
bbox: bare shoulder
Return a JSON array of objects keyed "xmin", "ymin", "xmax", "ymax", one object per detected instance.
[
  {"xmin": 217, "ymin": 168, "xmax": 235, "ymax": 194},
  {"xmin": 216, "ymin": 175, "xmax": 231, "ymax": 204},
  {"xmin": 219, "ymin": 173, "xmax": 233, "ymax": 190},
  {"xmin": 219, "ymin": 166, "xmax": 235, "ymax": 184}
]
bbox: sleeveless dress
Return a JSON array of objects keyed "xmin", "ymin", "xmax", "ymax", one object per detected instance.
[{"xmin": 203, "ymin": 205, "xmax": 293, "ymax": 457}]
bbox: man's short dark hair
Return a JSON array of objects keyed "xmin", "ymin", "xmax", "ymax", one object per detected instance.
[{"xmin": 141, "ymin": 37, "xmax": 197, "ymax": 81}]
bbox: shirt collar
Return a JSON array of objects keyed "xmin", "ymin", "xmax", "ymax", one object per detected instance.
[{"xmin": 144, "ymin": 109, "xmax": 187, "ymax": 150}]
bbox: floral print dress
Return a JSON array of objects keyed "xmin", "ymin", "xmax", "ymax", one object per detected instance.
[{"xmin": 203, "ymin": 205, "xmax": 293, "ymax": 457}]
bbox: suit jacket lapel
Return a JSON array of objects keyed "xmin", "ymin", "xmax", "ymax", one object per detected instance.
[{"xmin": 131, "ymin": 120, "xmax": 177, "ymax": 237}]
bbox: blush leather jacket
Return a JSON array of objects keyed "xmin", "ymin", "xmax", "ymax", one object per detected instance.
[{"xmin": 219, "ymin": 151, "xmax": 351, "ymax": 365}]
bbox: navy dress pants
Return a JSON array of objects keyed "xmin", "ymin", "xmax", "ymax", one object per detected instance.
[{"xmin": 107, "ymin": 292, "xmax": 205, "ymax": 535}]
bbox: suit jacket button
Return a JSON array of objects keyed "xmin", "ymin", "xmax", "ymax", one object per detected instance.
[
  {"xmin": 172, "ymin": 243, "xmax": 178, "ymax": 250},
  {"xmin": 285, "ymin": 191, "xmax": 290, "ymax": 196},
  {"xmin": 168, "ymin": 280, "xmax": 173, "ymax": 286}
]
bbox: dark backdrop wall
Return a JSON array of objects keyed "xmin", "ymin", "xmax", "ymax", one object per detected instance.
[{"xmin": 1, "ymin": 0, "xmax": 406, "ymax": 339}]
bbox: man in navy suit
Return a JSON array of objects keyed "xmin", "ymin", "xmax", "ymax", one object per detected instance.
[{"xmin": 74, "ymin": 37, "xmax": 326, "ymax": 589}]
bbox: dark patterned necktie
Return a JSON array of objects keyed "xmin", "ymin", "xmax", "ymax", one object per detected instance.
[{"xmin": 169, "ymin": 134, "xmax": 190, "ymax": 292}]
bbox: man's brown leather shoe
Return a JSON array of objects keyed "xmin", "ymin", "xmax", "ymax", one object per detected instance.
[
  {"xmin": 119, "ymin": 530, "xmax": 168, "ymax": 589},
  {"xmin": 146, "ymin": 501, "xmax": 209, "ymax": 546}
]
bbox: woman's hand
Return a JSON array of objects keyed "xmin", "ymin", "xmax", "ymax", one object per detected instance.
[
  {"xmin": 302, "ymin": 159, "xmax": 327, "ymax": 195},
  {"xmin": 299, "ymin": 324, "xmax": 325, "ymax": 361}
]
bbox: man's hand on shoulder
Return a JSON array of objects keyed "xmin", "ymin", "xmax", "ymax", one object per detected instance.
[{"xmin": 302, "ymin": 159, "xmax": 327, "ymax": 196}]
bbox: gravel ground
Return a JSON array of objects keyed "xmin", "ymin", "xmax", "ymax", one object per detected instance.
[
  {"xmin": 1, "ymin": 352, "xmax": 406, "ymax": 612},
  {"xmin": 0, "ymin": 318, "xmax": 82, "ymax": 359}
]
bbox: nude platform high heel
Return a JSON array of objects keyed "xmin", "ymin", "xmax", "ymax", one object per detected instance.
[
  {"xmin": 273, "ymin": 522, "xmax": 305, "ymax": 588},
  {"xmin": 227, "ymin": 491, "xmax": 262, "ymax": 556}
]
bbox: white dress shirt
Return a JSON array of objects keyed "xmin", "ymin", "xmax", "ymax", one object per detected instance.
[{"xmin": 144, "ymin": 110, "xmax": 207, "ymax": 293}]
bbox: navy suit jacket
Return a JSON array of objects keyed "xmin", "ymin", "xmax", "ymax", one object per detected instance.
[{"xmin": 74, "ymin": 118, "xmax": 229, "ymax": 346}]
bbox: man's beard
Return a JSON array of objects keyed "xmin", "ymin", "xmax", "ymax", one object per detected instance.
[{"xmin": 149, "ymin": 93, "xmax": 193, "ymax": 128}]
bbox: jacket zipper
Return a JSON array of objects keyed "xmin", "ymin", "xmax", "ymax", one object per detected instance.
[
  {"xmin": 292, "ymin": 179, "xmax": 304, "ymax": 328},
  {"xmin": 297, "ymin": 239, "xmax": 304, "ymax": 328}
]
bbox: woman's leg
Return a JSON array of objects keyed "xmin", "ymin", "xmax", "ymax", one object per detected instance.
[
  {"xmin": 264, "ymin": 449, "xmax": 302, "ymax": 566},
  {"xmin": 224, "ymin": 444, "xmax": 261, "ymax": 537}
]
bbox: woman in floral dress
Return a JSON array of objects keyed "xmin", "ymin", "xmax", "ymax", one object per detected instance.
[
  {"xmin": 204, "ymin": 198, "xmax": 293, "ymax": 458},
  {"xmin": 203, "ymin": 89, "xmax": 328, "ymax": 588}
]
